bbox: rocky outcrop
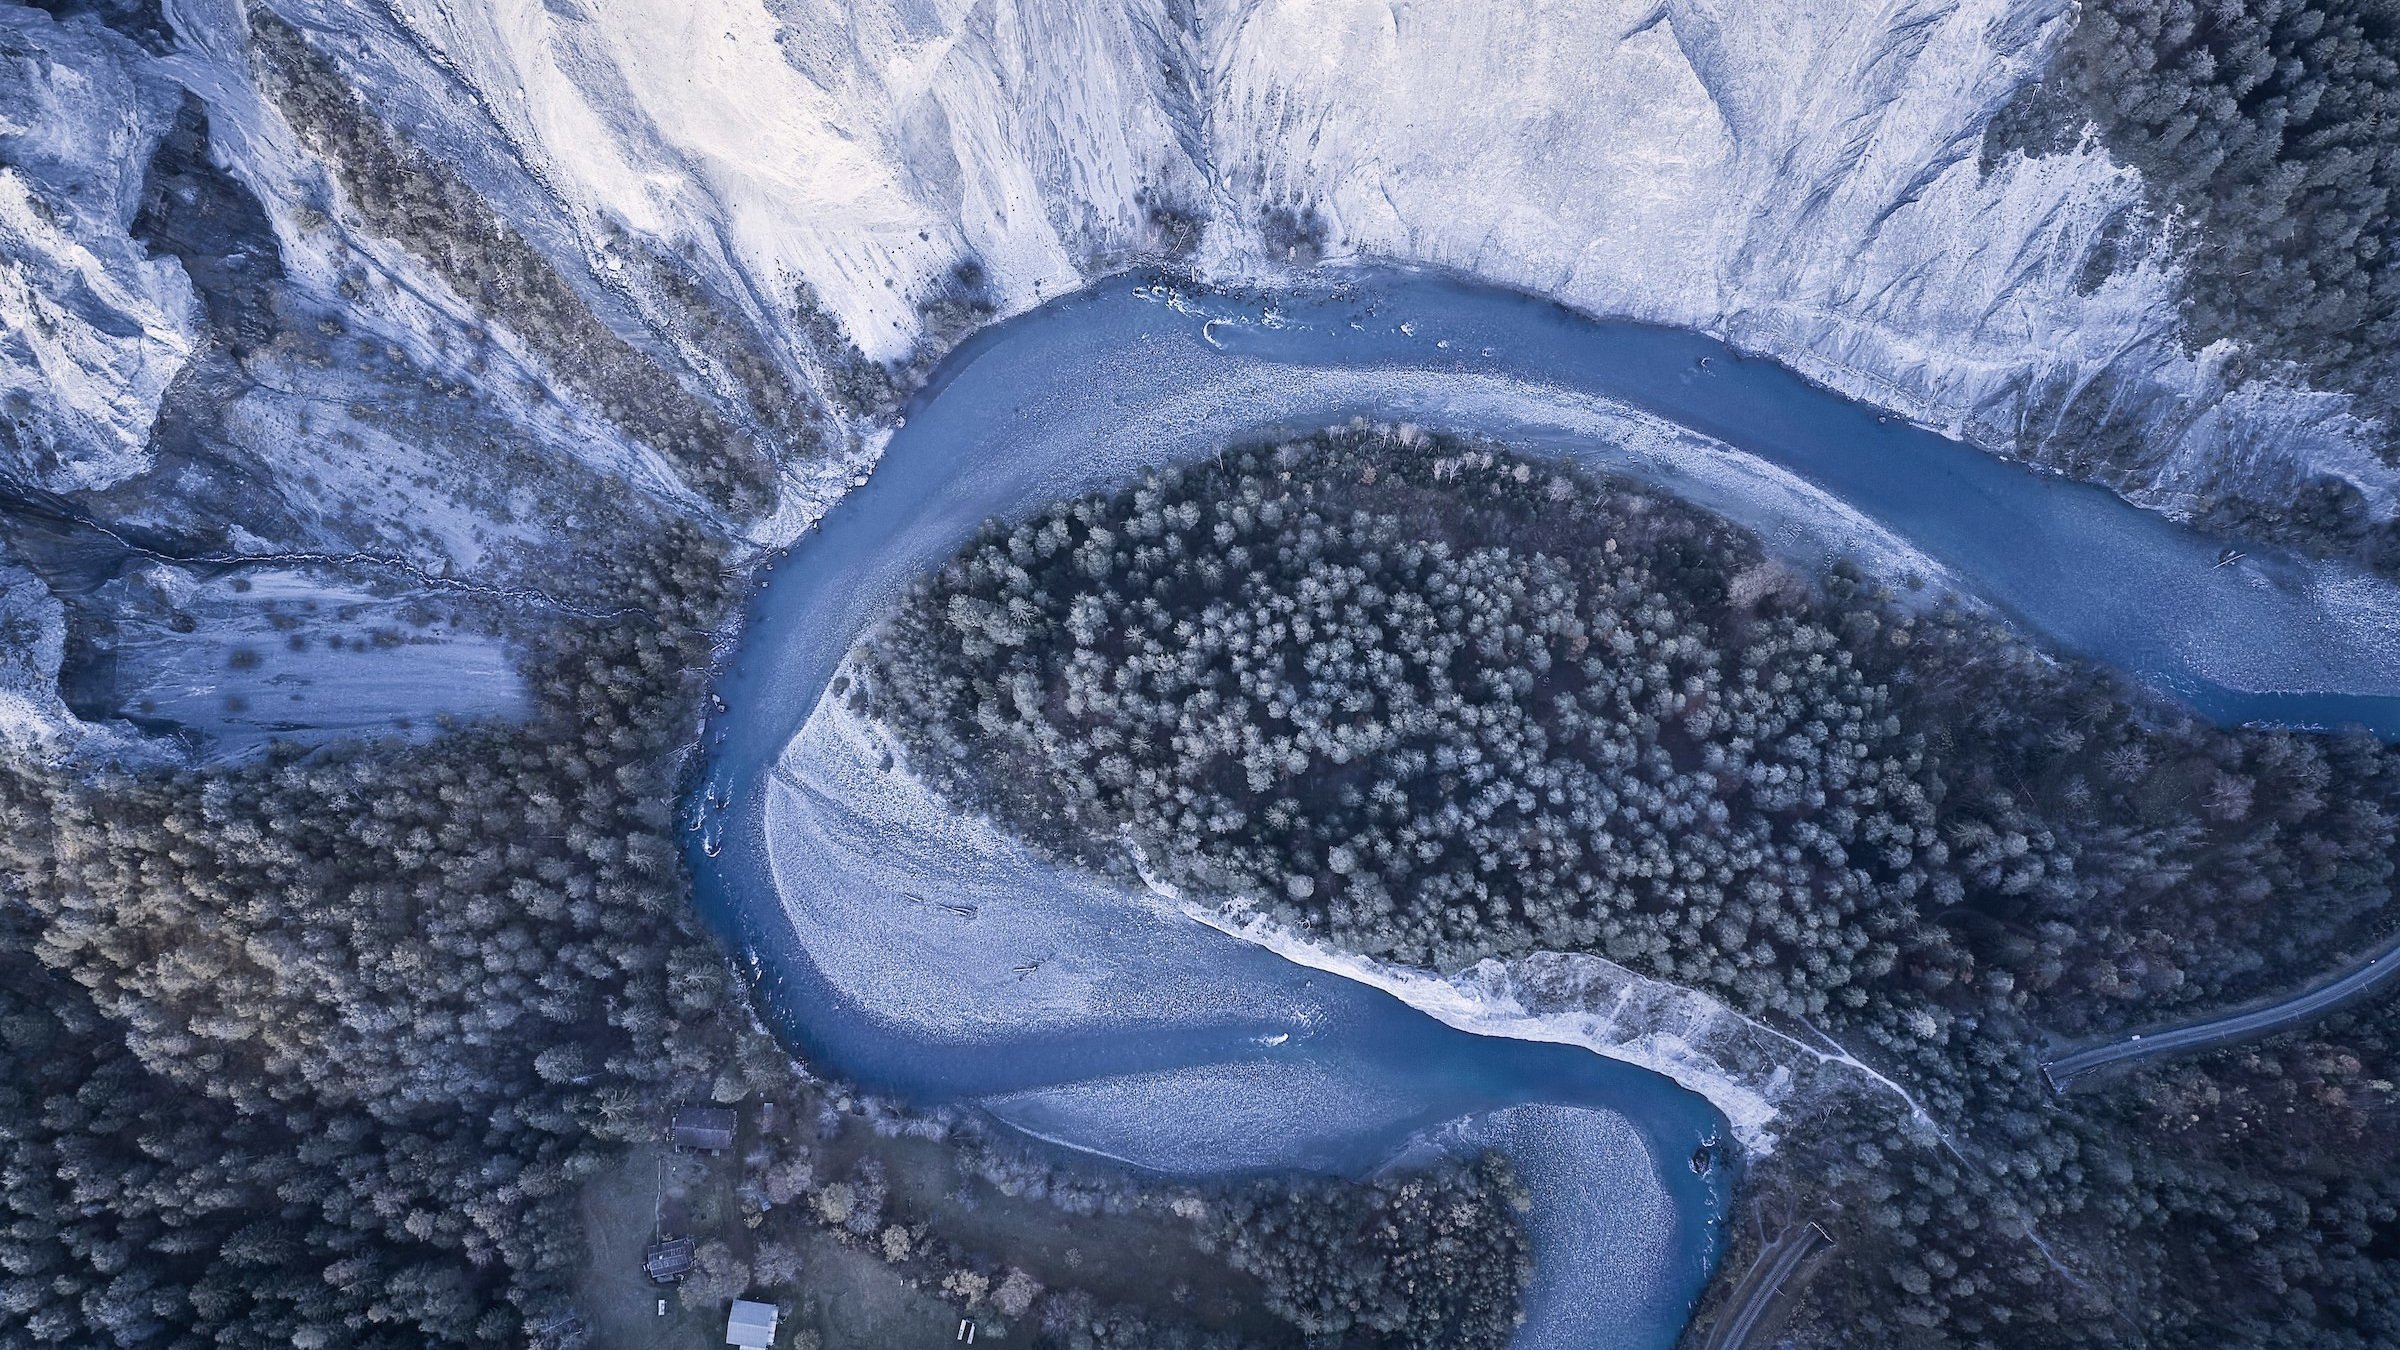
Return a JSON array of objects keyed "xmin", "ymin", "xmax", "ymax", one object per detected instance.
[
  {"xmin": 0, "ymin": 543, "xmax": 115, "ymax": 752},
  {"xmin": 0, "ymin": 6, "xmax": 194, "ymax": 492},
  {"xmin": 255, "ymin": 0, "xmax": 2389, "ymax": 522},
  {"xmin": 4, "ymin": 0, "xmax": 2392, "ymax": 757},
  {"xmin": 17, "ymin": 0, "xmax": 2398, "ymax": 534}
]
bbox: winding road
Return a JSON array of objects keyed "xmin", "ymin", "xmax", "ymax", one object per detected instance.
[
  {"xmin": 2043, "ymin": 933, "xmax": 2400, "ymax": 1089},
  {"xmin": 1699, "ymin": 1223, "xmax": 1835, "ymax": 1350}
]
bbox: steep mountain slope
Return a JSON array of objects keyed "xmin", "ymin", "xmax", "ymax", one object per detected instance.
[
  {"xmin": 265, "ymin": 0, "xmax": 2393, "ymax": 512},
  {"xmin": 1, "ymin": 0, "xmax": 2392, "ymax": 731}
]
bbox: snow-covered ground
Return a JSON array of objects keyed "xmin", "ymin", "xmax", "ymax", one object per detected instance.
[
  {"xmin": 751, "ymin": 681, "xmax": 1732, "ymax": 1347},
  {"xmin": 81, "ymin": 563, "xmax": 527, "ymax": 760},
  {"xmin": 1368, "ymin": 371, "xmax": 1976, "ymax": 608},
  {"xmin": 230, "ymin": 0, "xmax": 2394, "ymax": 518},
  {"xmin": 6, "ymin": 0, "xmax": 2395, "ymax": 754},
  {"xmin": 0, "ymin": 545, "xmax": 136, "ymax": 758},
  {"xmin": 781, "ymin": 682, "xmax": 1820, "ymax": 1156},
  {"xmin": 1182, "ymin": 901, "xmax": 1797, "ymax": 1153},
  {"xmin": 760, "ymin": 674, "xmax": 1333, "ymax": 1047},
  {"xmin": 0, "ymin": 8, "xmax": 195, "ymax": 494}
]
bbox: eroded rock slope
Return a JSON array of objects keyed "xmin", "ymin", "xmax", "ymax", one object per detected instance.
[{"xmin": 2, "ymin": 0, "xmax": 2391, "ymax": 754}]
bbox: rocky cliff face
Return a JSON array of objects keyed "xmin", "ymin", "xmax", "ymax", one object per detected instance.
[
  {"xmin": 2, "ymin": 7, "xmax": 194, "ymax": 495},
  {"xmin": 314, "ymin": 0, "xmax": 2389, "ymax": 506},
  {"xmin": 1, "ymin": 0, "xmax": 2390, "ymax": 752}
]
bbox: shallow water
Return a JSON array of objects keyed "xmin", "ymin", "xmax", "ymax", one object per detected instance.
[
  {"xmin": 689, "ymin": 268, "xmax": 2400, "ymax": 1350},
  {"xmin": 722, "ymin": 696, "xmax": 1729, "ymax": 1346}
]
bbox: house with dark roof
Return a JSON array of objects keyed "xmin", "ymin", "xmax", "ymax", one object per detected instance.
[
  {"xmin": 644, "ymin": 1236, "xmax": 695, "ymax": 1284},
  {"xmin": 670, "ymin": 1105, "xmax": 737, "ymax": 1152}
]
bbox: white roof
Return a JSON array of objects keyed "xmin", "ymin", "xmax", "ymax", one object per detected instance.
[{"xmin": 725, "ymin": 1299, "xmax": 778, "ymax": 1348}]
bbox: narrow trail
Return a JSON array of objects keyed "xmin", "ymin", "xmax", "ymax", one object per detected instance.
[
  {"xmin": 2043, "ymin": 930, "xmax": 2400, "ymax": 1089},
  {"xmin": 1783, "ymin": 1017, "xmax": 1971, "ymax": 1167}
]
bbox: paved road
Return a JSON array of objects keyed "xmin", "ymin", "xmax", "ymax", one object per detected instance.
[
  {"xmin": 1701, "ymin": 1223, "xmax": 1834, "ymax": 1350},
  {"xmin": 2044, "ymin": 933, "xmax": 2400, "ymax": 1089}
]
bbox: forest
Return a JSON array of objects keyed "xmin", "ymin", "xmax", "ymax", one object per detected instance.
[
  {"xmin": 9, "ymin": 3, "xmax": 2400, "ymax": 1338},
  {"xmin": 4, "ymin": 15, "xmax": 1536, "ymax": 1346},
  {"xmin": 1980, "ymin": 0, "xmax": 2400, "ymax": 577},
  {"xmin": 2034, "ymin": 0, "xmax": 2400, "ymax": 430},
  {"xmin": 246, "ymin": 11, "xmax": 783, "ymax": 517},
  {"xmin": 863, "ymin": 424, "xmax": 2400, "ymax": 1348},
  {"xmin": 1986, "ymin": 0, "xmax": 2400, "ymax": 575},
  {"xmin": 0, "ymin": 504, "xmax": 1525, "ymax": 1350}
]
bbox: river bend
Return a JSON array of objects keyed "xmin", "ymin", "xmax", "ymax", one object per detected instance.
[{"xmin": 686, "ymin": 269, "xmax": 2400, "ymax": 1350}]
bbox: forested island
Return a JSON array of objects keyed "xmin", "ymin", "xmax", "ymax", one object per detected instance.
[{"xmin": 861, "ymin": 424, "xmax": 2400, "ymax": 1348}]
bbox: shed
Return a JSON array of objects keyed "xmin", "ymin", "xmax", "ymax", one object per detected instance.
[
  {"xmin": 671, "ymin": 1106, "xmax": 737, "ymax": 1152},
  {"xmin": 644, "ymin": 1236, "xmax": 695, "ymax": 1283},
  {"xmin": 725, "ymin": 1299, "xmax": 778, "ymax": 1348}
]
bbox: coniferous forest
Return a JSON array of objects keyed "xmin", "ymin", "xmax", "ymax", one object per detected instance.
[
  {"xmin": 0, "ymin": 513, "xmax": 1527, "ymax": 1350},
  {"xmin": 863, "ymin": 425, "xmax": 2400, "ymax": 1348},
  {"xmin": 6, "ymin": 2, "xmax": 2400, "ymax": 1346},
  {"xmin": 2041, "ymin": 0, "xmax": 2400, "ymax": 427},
  {"xmin": 1990, "ymin": 0, "xmax": 2400, "ymax": 574}
]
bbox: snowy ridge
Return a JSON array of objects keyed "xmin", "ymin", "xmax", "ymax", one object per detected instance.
[
  {"xmin": 0, "ymin": 545, "xmax": 139, "ymax": 757},
  {"xmin": 7, "ymin": 0, "xmax": 2395, "ymax": 768},
  {"xmin": 0, "ymin": 549, "xmax": 83, "ymax": 751},
  {"xmin": 1174, "ymin": 895, "xmax": 1981, "ymax": 1163},
  {"xmin": 0, "ymin": 9, "xmax": 196, "ymax": 493},
  {"xmin": 5, "ymin": 0, "xmax": 2393, "ymax": 593},
  {"xmin": 226, "ymin": 0, "xmax": 2390, "ymax": 519},
  {"xmin": 6, "ymin": 2, "xmax": 2395, "ymax": 753}
]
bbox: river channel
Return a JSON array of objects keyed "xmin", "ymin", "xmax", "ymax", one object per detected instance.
[{"xmin": 686, "ymin": 268, "xmax": 2400, "ymax": 1350}]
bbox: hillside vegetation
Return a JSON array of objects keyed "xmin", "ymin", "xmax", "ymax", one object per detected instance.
[
  {"xmin": 862, "ymin": 425, "xmax": 2400, "ymax": 1348},
  {"xmin": 1987, "ymin": 0, "xmax": 2400, "ymax": 573},
  {"xmin": 2048, "ymin": 0, "xmax": 2400, "ymax": 425},
  {"xmin": 0, "ymin": 509, "xmax": 1524, "ymax": 1350}
]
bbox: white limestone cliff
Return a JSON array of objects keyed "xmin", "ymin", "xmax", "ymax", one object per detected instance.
[
  {"xmin": 226, "ymin": 0, "xmax": 2390, "ymax": 517},
  {"xmin": 3, "ymin": 0, "xmax": 2393, "ymax": 758},
  {"xmin": 0, "ymin": 8, "xmax": 196, "ymax": 493}
]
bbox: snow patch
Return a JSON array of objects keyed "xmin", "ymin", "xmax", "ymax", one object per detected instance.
[
  {"xmin": 0, "ymin": 10, "xmax": 197, "ymax": 491},
  {"xmin": 1172, "ymin": 893, "xmax": 1792, "ymax": 1155},
  {"xmin": 0, "ymin": 549, "xmax": 138, "ymax": 759}
]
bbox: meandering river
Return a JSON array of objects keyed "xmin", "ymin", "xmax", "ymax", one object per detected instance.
[{"xmin": 687, "ymin": 269, "xmax": 2400, "ymax": 1350}]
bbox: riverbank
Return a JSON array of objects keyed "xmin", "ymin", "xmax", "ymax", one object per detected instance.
[
  {"xmin": 687, "ymin": 270, "xmax": 2400, "ymax": 1350},
  {"xmin": 704, "ymin": 678, "xmax": 1732, "ymax": 1350}
]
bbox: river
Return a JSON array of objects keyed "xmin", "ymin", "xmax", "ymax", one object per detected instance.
[{"xmin": 686, "ymin": 268, "xmax": 2400, "ymax": 1350}]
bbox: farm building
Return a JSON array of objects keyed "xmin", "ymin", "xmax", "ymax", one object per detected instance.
[
  {"xmin": 725, "ymin": 1299, "xmax": 778, "ymax": 1348},
  {"xmin": 644, "ymin": 1236, "xmax": 695, "ymax": 1284}
]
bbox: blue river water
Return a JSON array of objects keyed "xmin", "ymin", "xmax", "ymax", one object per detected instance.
[{"xmin": 686, "ymin": 268, "xmax": 2400, "ymax": 1350}]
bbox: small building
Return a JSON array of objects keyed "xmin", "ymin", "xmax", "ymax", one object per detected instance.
[
  {"xmin": 671, "ymin": 1105, "xmax": 737, "ymax": 1153},
  {"xmin": 644, "ymin": 1236, "xmax": 696, "ymax": 1284},
  {"xmin": 725, "ymin": 1299, "xmax": 778, "ymax": 1349}
]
